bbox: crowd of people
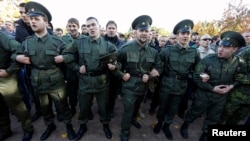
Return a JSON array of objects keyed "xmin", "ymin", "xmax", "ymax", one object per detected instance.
[{"xmin": 1, "ymin": 1, "xmax": 250, "ymax": 141}]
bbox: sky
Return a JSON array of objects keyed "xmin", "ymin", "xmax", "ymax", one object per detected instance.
[{"xmin": 33, "ymin": 0, "xmax": 250, "ymax": 33}]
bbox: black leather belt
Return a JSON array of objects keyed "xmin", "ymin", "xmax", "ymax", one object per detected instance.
[
  {"xmin": 130, "ymin": 73, "xmax": 143, "ymax": 77},
  {"xmin": 165, "ymin": 73, "xmax": 188, "ymax": 80},
  {"xmin": 32, "ymin": 66, "xmax": 55, "ymax": 70},
  {"xmin": 84, "ymin": 71, "xmax": 105, "ymax": 76}
]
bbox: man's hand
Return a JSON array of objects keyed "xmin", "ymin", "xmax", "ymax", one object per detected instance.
[
  {"xmin": 150, "ymin": 68, "xmax": 159, "ymax": 77},
  {"xmin": 213, "ymin": 84, "xmax": 233, "ymax": 94},
  {"xmin": 122, "ymin": 73, "xmax": 130, "ymax": 81},
  {"xmin": 142, "ymin": 74, "xmax": 149, "ymax": 83},
  {"xmin": 107, "ymin": 63, "xmax": 116, "ymax": 70},
  {"xmin": 79, "ymin": 65, "xmax": 86, "ymax": 74},
  {"xmin": 200, "ymin": 73, "xmax": 210, "ymax": 82},
  {"xmin": 0, "ymin": 69, "xmax": 9, "ymax": 78},
  {"xmin": 54, "ymin": 55, "xmax": 64, "ymax": 63},
  {"xmin": 16, "ymin": 55, "xmax": 31, "ymax": 64}
]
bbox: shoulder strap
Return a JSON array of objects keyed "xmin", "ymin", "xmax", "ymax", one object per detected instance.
[
  {"xmin": 24, "ymin": 39, "xmax": 28, "ymax": 56},
  {"xmin": 80, "ymin": 39, "xmax": 87, "ymax": 66}
]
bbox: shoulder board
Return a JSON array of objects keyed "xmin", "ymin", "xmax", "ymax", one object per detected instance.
[
  {"xmin": 166, "ymin": 45, "xmax": 173, "ymax": 48},
  {"xmin": 234, "ymin": 55, "xmax": 245, "ymax": 63},
  {"xmin": 121, "ymin": 40, "xmax": 134, "ymax": 48},
  {"xmin": 52, "ymin": 36, "xmax": 64, "ymax": 41},
  {"xmin": 25, "ymin": 35, "xmax": 34, "ymax": 40}
]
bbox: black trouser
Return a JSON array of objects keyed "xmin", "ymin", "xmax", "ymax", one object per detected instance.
[
  {"xmin": 18, "ymin": 66, "xmax": 42, "ymax": 114},
  {"xmin": 0, "ymin": 95, "xmax": 11, "ymax": 132},
  {"xmin": 107, "ymin": 73, "xmax": 121, "ymax": 114}
]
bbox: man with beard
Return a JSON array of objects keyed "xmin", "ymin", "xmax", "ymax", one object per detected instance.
[{"xmin": 115, "ymin": 15, "xmax": 162, "ymax": 141}]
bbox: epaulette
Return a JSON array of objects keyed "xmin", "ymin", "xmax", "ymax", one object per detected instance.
[
  {"xmin": 25, "ymin": 35, "xmax": 34, "ymax": 40},
  {"xmin": 166, "ymin": 45, "xmax": 174, "ymax": 48},
  {"xmin": 234, "ymin": 55, "xmax": 245, "ymax": 64},
  {"xmin": 52, "ymin": 35, "xmax": 63, "ymax": 41},
  {"xmin": 120, "ymin": 40, "xmax": 133, "ymax": 49}
]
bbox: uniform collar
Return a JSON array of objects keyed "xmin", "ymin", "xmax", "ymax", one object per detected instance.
[
  {"xmin": 34, "ymin": 33, "xmax": 49, "ymax": 42},
  {"xmin": 89, "ymin": 36, "xmax": 101, "ymax": 44}
]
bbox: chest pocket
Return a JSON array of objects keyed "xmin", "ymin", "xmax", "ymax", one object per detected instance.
[
  {"xmin": 127, "ymin": 58, "xmax": 139, "ymax": 69},
  {"xmin": 184, "ymin": 58, "xmax": 195, "ymax": 68},
  {"xmin": 144, "ymin": 57, "xmax": 155, "ymax": 70},
  {"xmin": 78, "ymin": 42, "xmax": 90, "ymax": 65},
  {"xmin": 99, "ymin": 48, "xmax": 108, "ymax": 56},
  {"xmin": 28, "ymin": 50, "xmax": 36, "ymax": 64},
  {"xmin": 45, "ymin": 50, "xmax": 57, "ymax": 55},
  {"xmin": 28, "ymin": 50, "xmax": 36, "ymax": 56},
  {"xmin": 170, "ymin": 57, "xmax": 178, "ymax": 67}
]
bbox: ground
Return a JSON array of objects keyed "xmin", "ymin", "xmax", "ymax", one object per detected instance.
[{"xmin": 7, "ymin": 98, "xmax": 213, "ymax": 141}]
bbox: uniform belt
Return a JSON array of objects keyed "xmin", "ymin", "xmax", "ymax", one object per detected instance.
[
  {"xmin": 32, "ymin": 66, "xmax": 56, "ymax": 70},
  {"xmin": 84, "ymin": 71, "xmax": 105, "ymax": 76},
  {"xmin": 165, "ymin": 73, "xmax": 188, "ymax": 80},
  {"xmin": 130, "ymin": 73, "xmax": 146, "ymax": 77}
]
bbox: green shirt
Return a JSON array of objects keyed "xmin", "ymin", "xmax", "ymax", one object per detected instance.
[
  {"xmin": 62, "ymin": 36, "xmax": 117, "ymax": 93},
  {"xmin": 0, "ymin": 31, "xmax": 21, "ymax": 74},
  {"xmin": 194, "ymin": 54, "xmax": 244, "ymax": 92},
  {"xmin": 17, "ymin": 33, "xmax": 66, "ymax": 93},
  {"xmin": 116, "ymin": 40, "xmax": 162, "ymax": 95},
  {"xmin": 159, "ymin": 44, "xmax": 200, "ymax": 95}
]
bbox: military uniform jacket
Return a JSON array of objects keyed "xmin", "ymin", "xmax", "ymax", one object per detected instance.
[
  {"xmin": 236, "ymin": 47, "xmax": 250, "ymax": 85},
  {"xmin": 115, "ymin": 40, "xmax": 162, "ymax": 95},
  {"xmin": 0, "ymin": 31, "xmax": 21, "ymax": 75},
  {"xmin": 62, "ymin": 36, "xmax": 117, "ymax": 93},
  {"xmin": 17, "ymin": 33, "xmax": 66, "ymax": 93},
  {"xmin": 159, "ymin": 44, "xmax": 200, "ymax": 95},
  {"xmin": 61, "ymin": 33, "xmax": 86, "ymax": 81},
  {"xmin": 193, "ymin": 54, "xmax": 245, "ymax": 92}
]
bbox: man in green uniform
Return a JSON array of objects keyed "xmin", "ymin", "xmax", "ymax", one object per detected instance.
[
  {"xmin": 153, "ymin": 19, "xmax": 201, "ymax": 140},
  {"xmin": 0, "ymin": 31, "xmax": 34, "ymax": 141},
  {"xmin": 61, "ymin": 17, "xmax": 87, "ymax": 117},
  {"xmin": 180, "ymin": 31, "xmax": 246, "ymax": 141},
  {"xmin": 219, "ymin": 32, "xmax": 250, "ymax": 125},
  {"xmin": 61, "ymin": 16, "xmax": 117, "ymax": 140},
  {"xmin": 15, "ymin": 1, "xmax": 75, "ymax": 140},
  {"xmin": 115, "ymin": 15, "xmax": 162, "ymax": 141}
]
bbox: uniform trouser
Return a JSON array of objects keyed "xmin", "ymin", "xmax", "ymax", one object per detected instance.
[
  {"xmin": 37, "ymin": 86, "xmax": 72, "ymax": 125},
  {"xmin": 78, "ymin": 90, "xmax": 110, "ymax": 124},
  {"xmin": 0, "ymin": 74, "xmax": 33, "ymax": 133},
  {"xmin": 178, "ymin": 77, "xmax": 197, "ymax": 115},
  {"xmin": 120, "ymin": 93, "xmax": 144, "ymax": 138},
  {"xmin": 220, "ymin": 88, "xmax": 250, "ymax": 124},
  {"xmin": 156, "ymin": 93, "xmax": 182, "ymax": 124},
  {"xmin": 184, "ymin": 90, "xmax": 227, "ymax": 133}
]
